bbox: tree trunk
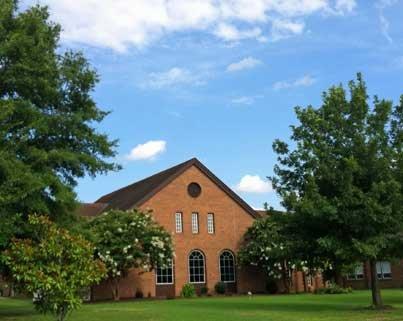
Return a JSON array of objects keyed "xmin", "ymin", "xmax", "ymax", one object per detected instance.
[
  {"xmin": 335, "ymin": 270, "xmax": 345, "ymax": 287},
  {"xmin": 110, "ymin": 278, "xmax": 120, "ymax": 301},
  {"xmin": 57, "ymin": 305, "xmax": 68, "ymax": 321},
  {"xmin": 280, "ymin": 261, "xmax": 290, "ymax": 293},
  {"xmin": 369, "ymin": 260, "xmax": 383, "ymax": 308}
]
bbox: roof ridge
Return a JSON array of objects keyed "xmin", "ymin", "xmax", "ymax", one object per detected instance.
[
  {"xmin": 92, "ymin": 157, "xmax": 257, "ymax": 219},
  {"xmin": 95, "ymin": 157, "xmax": 197, "ymax": 203}
]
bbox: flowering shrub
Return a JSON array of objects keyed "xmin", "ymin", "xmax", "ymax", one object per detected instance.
[
  {"xmin": 238, "ymin": 214, "xmax": 309, "ymax": 293},
  {"xmin": 89, "ymin": 209, "xmax": 173, "ymax": 300},
  {"xmin": 2, "ymin": 215, "xmax": 106, "ymax": 321}
]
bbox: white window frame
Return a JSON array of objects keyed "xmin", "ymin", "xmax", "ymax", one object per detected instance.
[
  {"xmin": 191, "ymin": 212, "xmax": 199, "ymax": 234},
  {"xmin": 175, "ymin": 212, "xmax": 183, "ymax": 233},
  {"xmin": 219, "ymin": 250, "xmax": 236, "ymax": 283},
  {"xmin": 347, "ymin": 264, "xmax": 364, "ymax": 280},
  {"xmin": 188, "ymin": 250, "xmax": 205, "ymax": 284},
  {"xmin": 376, "ymin": 261, "xmax": 392, "ymax": 280},
  {"xmin": 207, "ymin": 213, "xmax": 215, "ymax": 234},
  {"xmin": 155, "ymin": 260, "xmax": 174, "ymax": 285}
]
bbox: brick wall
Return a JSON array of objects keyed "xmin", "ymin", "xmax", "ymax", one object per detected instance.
[
  {"xmin": 345, "ymin": 260, "xmax": 403, "ymax": 290},
  {"xmin": 92, "ymin": 164, "xmax": 266, "ymax": 299}
]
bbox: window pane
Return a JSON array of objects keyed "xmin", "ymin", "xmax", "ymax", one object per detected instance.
[
  {"xmin": 189, "ymin": 250, "xmax": 205, "ymax": 283},
  {"xmin": 175, "ymin": 213, "xmax": 182, "ymax": 233},
  {"xmin": 156, "ymin": 260, "xmax": 174, "ymax": 284},
  {"xmin": 220, "ymin": 251, "xmax": 235, "ymax": 283},
  {"xmin": 207, "ymin": 213, "xmax": 214, "ymax": 234},
  {"xmin": 381, "ymin": 261, "xmax": 392, "ymax": 279},
  {"xmin": 192, "ymin": 213, "xmax": 199, "ymax": 234}
]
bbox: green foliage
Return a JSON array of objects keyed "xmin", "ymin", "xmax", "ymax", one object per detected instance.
[
  {"xmin": 265, "ymin": 279, "xmax": 279, "ymax": 294},
  {"xmin": 238, "ymin": 213, "xmax": 311, "ymax": 292},
  {"xmin": 89, "ymin": 209, "xmax": 173, "ymax": 300},
  {"xmin": 0, "ymin": 1, "xmax": 119, "ymax": 225},
  {"xmin": 271, "ymin": 73, "xmax": 403, "ymax": 306},
  {"xmin": 2, "ymin": 215, "xmax": 106, "ymax": 321},
  {"xmin": 180, "ymin": 283, "xmax": 196, "ymax": 298},
  {"xmin": 314, "ymin": 284, "xmax": 352, "ymax": 295},
  {"xmin": 200, "ymin": 286, "xmax": 209, "ymax": 296},
  {"xmin": 214, "ymin": 282, "xmax": 226, "ymax": 294}
]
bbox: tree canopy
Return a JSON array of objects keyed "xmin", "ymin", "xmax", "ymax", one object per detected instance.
[
  {"xmin": 239, "ymin": 211, "xmax": 311, "ymax": 293},
  {"xmin": 271, "ymin": 74, "xmax": 403, "ymax": 306},
  {"xmin": 0, "ymin": 0, "xmax": 119, "ymax": 224},
  {"xmin": 2, "ymin": 215, "xmax": 106, "ymax": 321}
]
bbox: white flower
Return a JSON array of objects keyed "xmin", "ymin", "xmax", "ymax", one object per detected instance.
[{"xmin": 117, "ymin": 228, "xmax": 123, "ymax": 233}]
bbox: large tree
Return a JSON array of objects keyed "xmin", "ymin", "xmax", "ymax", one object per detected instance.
[
  {"xmin": 271, "ymin": 74, "xmax": 403, "ymax": 307},
  {"xmin": 0, "ymin": 0, "xmax": 119, "ymax": 226}
]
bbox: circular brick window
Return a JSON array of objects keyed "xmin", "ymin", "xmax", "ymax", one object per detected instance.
[{"xmin": 187, "ymin": 182, "xmax": 202, "ymax": 198}]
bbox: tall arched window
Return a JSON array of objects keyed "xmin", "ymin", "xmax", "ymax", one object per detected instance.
[
  {"xmin": 219, "ymin": 250, "xmax": 236, "ymax": 283},
  {"xmin": 188, "ymin": 250, "xmax": 205, "ymax": 283}
]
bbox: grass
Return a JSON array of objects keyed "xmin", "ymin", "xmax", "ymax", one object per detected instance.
[{"xmin": 1, "ymin": 290, "xmax": 403, "ymax": 321}]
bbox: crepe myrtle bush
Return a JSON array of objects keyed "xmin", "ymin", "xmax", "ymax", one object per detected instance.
[
  {"xmin": 89, "ymin": 209, "xmax": 174, "ymax": 300},
  {"xmin": 238, "ymin": 214, "xmax": 321, "ymax": 293},
  {"xmin": 2, "ymin": 215, "xmax": 106, "ymax": 321}
]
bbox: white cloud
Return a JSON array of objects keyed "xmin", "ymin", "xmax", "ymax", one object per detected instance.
[
  {"xmin": 231, "ymin": 94, "xmax": 263, "ymax": 105},
  {"xmin": 376, "ymin": 0, "xmax": 397, "ymax": 43},
  {"xmin": 140, "ymin": 67, "xmax": 205, "ymax": 89},
  {"xmin": 214, "ymin": 23, "xmax": 262, "ymax": 42},
  {"xmin": 335, "ymin": 0, "xmax": 357, "ymax": 12},
  {"xmin": 125, "ymin": 140, "xmax": 166, "ymax": 161},
  {"xmin": 235, "ymin": 175, "xmax": 272, "ymax": 194},
  {"xmin": 231, "ymin": 96, "xmax": 255, "ymax": 105},
  {"xmin": 36, "ymin": 0, "xmax": 357, "ymax": 52},
  {"xmin": 271, "ymin": 19, "xmax": 305, "ymax": 41},
  {"xmin": 273, "ymin": 74, "xmax": 316, "ymax": 90},
  {"xmin": 227, "ymin": 57, "xmax": 262, "ymax": 72}
]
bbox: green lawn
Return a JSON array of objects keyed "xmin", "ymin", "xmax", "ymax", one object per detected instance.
[{"xmin": 1, "ymin": 290, "xmax": 403, "ymax": 321}]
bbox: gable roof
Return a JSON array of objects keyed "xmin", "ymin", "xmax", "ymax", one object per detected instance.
[
  {"xmin": 95, "ymin": 157, "xmax": 258, "ymax": 219},
  {"xmin": 77, "ymin": 202, "xmax": 109, "ymax": 217}
]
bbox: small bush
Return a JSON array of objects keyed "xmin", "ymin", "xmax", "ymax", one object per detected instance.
[
  {"xmin": 314, "ymin": 284, "xmax": 352, "ymax": 295},
  {"xmin": 200, "ymin": 286, "xmax": 209, "ymax": 296},
  {"xmin": 215, "ymin": 282, "xmax": 226, "ymax": 294},
  {"xmin": 265, "ymin": 279, "xmax": 278, "ymax": 294},
  {"xmin": 135, "ymin": 290, "xmax": 143, "ymax": 299},
  {"xmin": 180, "ymin": 283, "xmax": 195, "ymax": 298}
]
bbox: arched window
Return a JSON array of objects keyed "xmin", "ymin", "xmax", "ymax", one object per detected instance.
[
  {"xmin": 156, "ymin": 259, "xmax": 174, "ymax": 285},
  {"xmin": 219, "ymin": 250, "xmax": 236, "ymax": 283},
  {"xmin": 189, "ymin": 250, "xmax": 205, "ymax": 283}
]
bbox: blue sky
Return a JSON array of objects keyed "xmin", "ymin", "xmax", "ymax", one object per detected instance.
[{"xmin": 25, "ymin": 0, "xmax": 403, "ymax": 210}]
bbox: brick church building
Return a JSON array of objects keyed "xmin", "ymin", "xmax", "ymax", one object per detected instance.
[
  {"xmin": 78, "ymin": 158, "xmax": 401, "ymax": 300},
  {"xmin": 80, "ymin": 158, "xmax": 319, "ymax": 299},
  {"xmin": 80, "ymin": 158, "xmax": 273, "ymax": 299}
]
